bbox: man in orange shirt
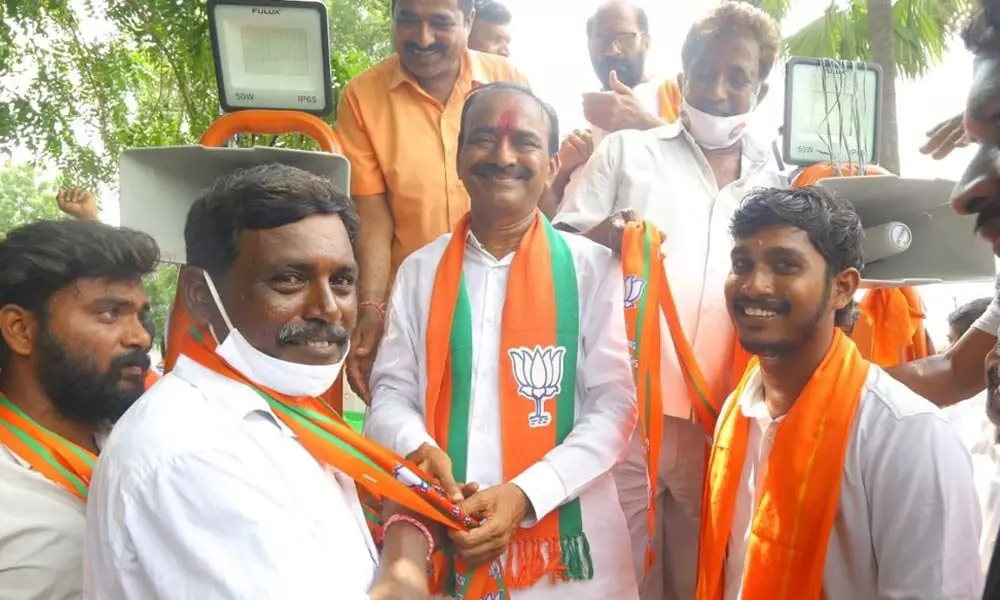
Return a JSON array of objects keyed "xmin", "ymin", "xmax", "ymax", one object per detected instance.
[{"xmin": 337, "ymin": 0, "xmax": 528, "ymax": 402}]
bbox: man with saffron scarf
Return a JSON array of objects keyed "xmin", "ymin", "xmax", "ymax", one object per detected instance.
[
  {"xmin": 86, "ymin": 164, "xmax": 458, "ymax": 599},
  {"xmin": 554, "ymin": 5, "xmax": 785, "ymax": 600},
  {"xmin": 365, "ymin": 82, "xmax": 638, "ymax": 598},
  {"xmin": 697, "ymin": 186, "xmax": 982, "ymax": 600},
  {"xmin": 0, "ymin": 220, "xmax": 156, "ymax": 600}
]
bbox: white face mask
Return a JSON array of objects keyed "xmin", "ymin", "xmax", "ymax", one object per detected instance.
[
  {"xmin": 680, "ymin": 99, "xmax": 755, "ymax": 150},
  {"xmin": 201, "ymin": 271, "xmax": 348, "ymax": 397}
]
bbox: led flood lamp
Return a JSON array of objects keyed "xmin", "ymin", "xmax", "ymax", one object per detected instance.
[{"xmin": 208, "ymin": 0, "xmax": 333, "ymax": 116}]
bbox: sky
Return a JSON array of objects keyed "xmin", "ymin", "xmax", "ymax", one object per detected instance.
[{"xmin": 3, "ymin": 0, "xmax": 994, "ymax": 345}]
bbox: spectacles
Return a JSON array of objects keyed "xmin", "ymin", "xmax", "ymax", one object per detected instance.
[{"xmin": 589, "ymin": 32, "xmax": 643, "ymax": 53}]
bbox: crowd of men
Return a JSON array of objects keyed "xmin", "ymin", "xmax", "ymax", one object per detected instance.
[{"xmin": 4, "ymin": 0, "xmax": 1000, "ymax": 599}]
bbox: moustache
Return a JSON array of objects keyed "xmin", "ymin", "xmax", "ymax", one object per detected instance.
[
  {"xmin": 974, "ymin": 202, "xmax": 1000, "ymax": 233},
  {"xmin": 733, "ymin": 295, "xmax": 791, "ymax": 315},
  {"xmin": 406, "ymin": 42, "xmax": 445, "ymax": 54},
  {"xmin": 111, "ymin": 349, "xmax": 151, "ymax": 374},
  {"xmin": 277, "ymin": 321, "xmax": 350, "ymax": 346},
  {"xmin": 471, "ymin": 163, "xmax": 532, "ymax": 180}
]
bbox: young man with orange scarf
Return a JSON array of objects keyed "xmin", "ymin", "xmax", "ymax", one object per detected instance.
[
  {"xmin": 697, "ymin": 186, "xmax": 983, "ymax": 600},
  {"xmin": 365, "ymin": 83, "xmax": 639, "ymax": 599},
  {"xmin": 0, "ymin": 219, "xmax": 156, "ymax": 600},
  {"xmin": 85, "ymin": 165, "xmax": 468, "ymax": 600}
]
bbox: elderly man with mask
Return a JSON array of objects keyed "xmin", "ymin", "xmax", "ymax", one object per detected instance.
[
  {"xmin": 553, "ymin": 4, "xmax": 785, "ymax": 600},
  {"xmin": 85, "ymin": 164, "xmax": 461, "ymax": 600},
  {"xmin": 365, "ymin": 82, "xmax": 639, "ymax": 599}
]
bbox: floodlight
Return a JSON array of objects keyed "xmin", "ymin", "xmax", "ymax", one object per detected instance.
[
  {"xmin": 208, "ymin": 0, "xmax": 333, "ymax": 116},
  {"xmin": 783, "ymin": 57, "xmax": 882, "ymax": 167}
]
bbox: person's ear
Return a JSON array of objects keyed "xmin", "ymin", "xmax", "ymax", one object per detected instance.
[
  {"xmin": 180, "ymin": 266, "xmax": 216, "ymax": 328},
  {"xmin": 465, "ymin": 7, "xmax": 476, "ymax": 30},
  {"xmin": 677, "ymin": 72, "xmax": 686, "ymax": 95},
  {"xmin": 546, "ymin": 153, "xmax": 561, "ymax": 188},
  {"xmin": 0, "ymin": 304, "xmax": 37, "ymax": 361},
  {"xmin": 831, "ymin": 267, "xmax": 861, "ymax": 313}
]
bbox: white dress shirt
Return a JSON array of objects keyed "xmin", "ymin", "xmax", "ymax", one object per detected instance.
[
  {"xmin": 84, "ymin": 357, "xmax": 378, "ymax": 600},
  {"xmin": 365, "ymin": 229, "xmax": 639, "ymax": 599},
  {"xmin": 723, "ymin": 364, "xmax": 983, "ymax": 600},
  {"xmin": 554, "ymin": 124, "xmax": 787, "ymax": 419},
  {"xmin": 0, "ymin": 446, "xmax": 86, "ymax": 600}
]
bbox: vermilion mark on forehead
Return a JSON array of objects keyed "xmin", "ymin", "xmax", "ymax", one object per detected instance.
[{"xmin": 495, "ymin": 97, "xmax": 523, "ymax": 136}]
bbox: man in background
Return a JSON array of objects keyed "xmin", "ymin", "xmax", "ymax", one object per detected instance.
[
  {"xmin": 468, "ymin": 0, "xmax": 512, "ymax": 57},
  {"xmin": 337, "ymin": 0, "xmax": 527, "ymax": 403}
]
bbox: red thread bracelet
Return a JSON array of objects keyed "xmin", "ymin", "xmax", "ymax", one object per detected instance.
[
  {"xmin": 359, "ymin": 301, "xmax": 387, "ymax": 319},
  {"xmin": 383, "ymin": 514, "xmax": 435, "ymax": 561}
]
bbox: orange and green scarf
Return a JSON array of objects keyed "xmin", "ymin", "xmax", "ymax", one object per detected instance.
[
  {"xmin": 696, "ymin": 329, "xmax": 869, "ymax": 600},
  {"xmin": 0, "ymin": 394, "xmax": 96, "ymax": 501},
  {"xmin": 425, "ymin": 212, "xmax": 591, "ymax": 598},
  {"xmin": 177, "ymin": 327, "xmax": 478, "ymax": 534}
]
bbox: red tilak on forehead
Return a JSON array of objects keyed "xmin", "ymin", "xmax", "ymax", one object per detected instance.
[{"xmin": 495, "ymin": 98, "xmax": 523, "ymax": 135}]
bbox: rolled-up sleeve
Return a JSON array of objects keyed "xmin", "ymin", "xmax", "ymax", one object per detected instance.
[
  {"xmin": 512, "ymin": 253, "xmax": 638, "ymax": 522},
  {"xmin": 365, "ymin": 267, "xmax": 437, "ymax": 457},
  {"xmin": 868, "ymin": 411, "xmax": 984, "ymax": 599},
  {"xmin": 553, "ymin": 134, "xmax": 621, "ymax": 233},
  {"xmin": 112, "ymin": 450, "xmax": 370, "ymax": 600}
]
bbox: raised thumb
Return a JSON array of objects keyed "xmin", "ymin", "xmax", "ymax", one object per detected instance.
[{"xmin": 609, "ymin": 70, "xmax": 632, "ymax": 95}]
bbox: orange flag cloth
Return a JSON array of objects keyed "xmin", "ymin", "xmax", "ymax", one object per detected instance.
[
  {"xmin": 696, "ymin": 329, "xmax": 869, "ymax": 600},
  {"xmin": 852, "ymin": 286, "xmax": 931, "ymax": 368}
]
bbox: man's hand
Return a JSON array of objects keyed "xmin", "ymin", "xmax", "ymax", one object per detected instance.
[
  {"xmin": 558, "ymin": 129, "xmax": 595, "ymax": 174},
  {"xmin": 406, "ymin": 443, "xmax": 464, "ymax": 502},
  {"xmin": 582, "ymin": 71, "xmax": 664, "ymax": 133},
  {"xmin": 56, "ymin": 187, "xmax": 99, "ymax": 221},
  {"xmin": 346, "ymin": 305, "xmax": 385, "ymax": 404},
  {"xmin": 448, "ymin": 483, "xmax": 531, "ymax": 567},
  {"xmin": 919, "ymin": 113, "xmax": 971, "ymax": 159},
  {"xmin": 583, "ymin": 209, "xmax": 640, "ymax": 254}
]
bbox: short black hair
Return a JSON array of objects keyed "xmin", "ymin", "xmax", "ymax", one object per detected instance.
[
  {"xmin": 474, "ymin": 0, "xmax": 511, "ymax": 24},
  {"xmin": 681, "ymin": 2, "xmax": 781, "ymax": 81},
  {"xmin": 949, "ymin": 297, "xmax": 993, "ymax": 337},
  {"xmin": 0, "ymin": 219, "xmax": 159, "ymax": 366},
  {"xmin": 185, "ymin": 164, "xmax": 359, "ymax": 279},
  {"xmin": 964, "ymin": 0, "xmax": 1000, "ymax": 54},
  {"xmin": 586, "ymin": 1, "xmax": 649, "ymax": 37},
  {"xmin": 392, "ymin": 0, "xmax": 474, "ymax": 16},
  {"xmin": 458, "ymin": 82, "xmax": 560, "ymax": 157},
  {"xmin": 730, "ymin": 186, "xmax": 865, "ymax": 330}
]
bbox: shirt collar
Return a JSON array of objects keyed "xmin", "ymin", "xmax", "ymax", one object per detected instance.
[
  {"xmin": 464, "ymin": 228, "xmax": 517, "ymax": 266},
  {"xmin": 737, "ymin": 367, "xmax": 786, "ymax": 428},
  {"xmin": 171, "ymin": 355, "xmax": 295, "ymax": 436},
  {"xmin": 653, "ymin": 122, "xmax": 772, "ymax": 166},
  {"xmin": 388, "ymin": 51, "xmax": 481, "ymax": 93}
]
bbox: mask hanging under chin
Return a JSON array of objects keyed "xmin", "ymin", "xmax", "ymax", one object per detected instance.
[{"xmin": 201, "ymin": 270, "xmax": 348, "ymax": 398}]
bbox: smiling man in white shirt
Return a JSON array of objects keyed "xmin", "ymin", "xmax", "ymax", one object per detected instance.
[
  {"xmin": 552, "ymin": 5, "xmax": 785, "ymax": 600},
  {"xmin": 364, "ymin": 82, "xmax": 638, "ymax": 599},
  {"xmin": 85, "ymin": 164, "xmax": 444, "ymax": 600},
  {"xmin": 697, "ymin": 185, "xmax": 982, "ymax": 600}
]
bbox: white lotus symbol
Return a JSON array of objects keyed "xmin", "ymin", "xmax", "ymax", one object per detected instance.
[
  {"xmin": 623, "ymin": 275, "xmax": 647, "ymax": 309},
  {"xmin": 508, "ymin": 345, "xmax": 566, "ymax": 428}
]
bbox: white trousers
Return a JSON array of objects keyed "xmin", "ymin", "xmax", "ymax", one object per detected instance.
[{"xmin": 613, "ymin": 416, "xmax": 708, "ymax": 600}]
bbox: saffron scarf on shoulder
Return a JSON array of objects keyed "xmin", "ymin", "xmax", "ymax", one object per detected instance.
[
  {"xmin": 424, "ymin": 212, "xmax": 591, "ymax": 598},
  {"xmin": 177, "ymin": 327, "xmax": 478, "ymax": 533},
  {"xmin": 696, "ymin": 328, "xmax": 869, "ymax": 600},
  {"xmin": 0, "ymin": 394, "xmax": 96, "ymax": 501}
]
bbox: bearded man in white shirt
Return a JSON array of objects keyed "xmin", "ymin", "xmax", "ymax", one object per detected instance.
[
  {"xmin": 697, "ymin": 185, "xmax": 982, "ymax": 600},
  {"xmin": 364, "ymin": 82, "xmax": 639, "ymax": 599},
  {"xmin": 552, "ymin": 5, "xmax": 785, "ymax": 600},
  {"xmin": 0, "ymin": 220, "xmax": 156, "ymax": 600},
  {"xmin": 85, "ymin": 164, "xmax": 444, "ymax": 600}
]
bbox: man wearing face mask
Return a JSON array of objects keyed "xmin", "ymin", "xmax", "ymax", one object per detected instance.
[
  {"xmin": 85, "ymin": 164, "xmax": 461, "ymax": 600},
  {"xmin": 552, "ymin": 5, "xmax": 785, "ymax": 600},
  {"xmin": 0, "ymin": 220, "xmax": 156, "ymax": 600}
]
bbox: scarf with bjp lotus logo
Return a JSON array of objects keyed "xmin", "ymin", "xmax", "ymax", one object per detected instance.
[{"xmin": 424, "ymin": 212, "xmax": 592, "ymax": 598}]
